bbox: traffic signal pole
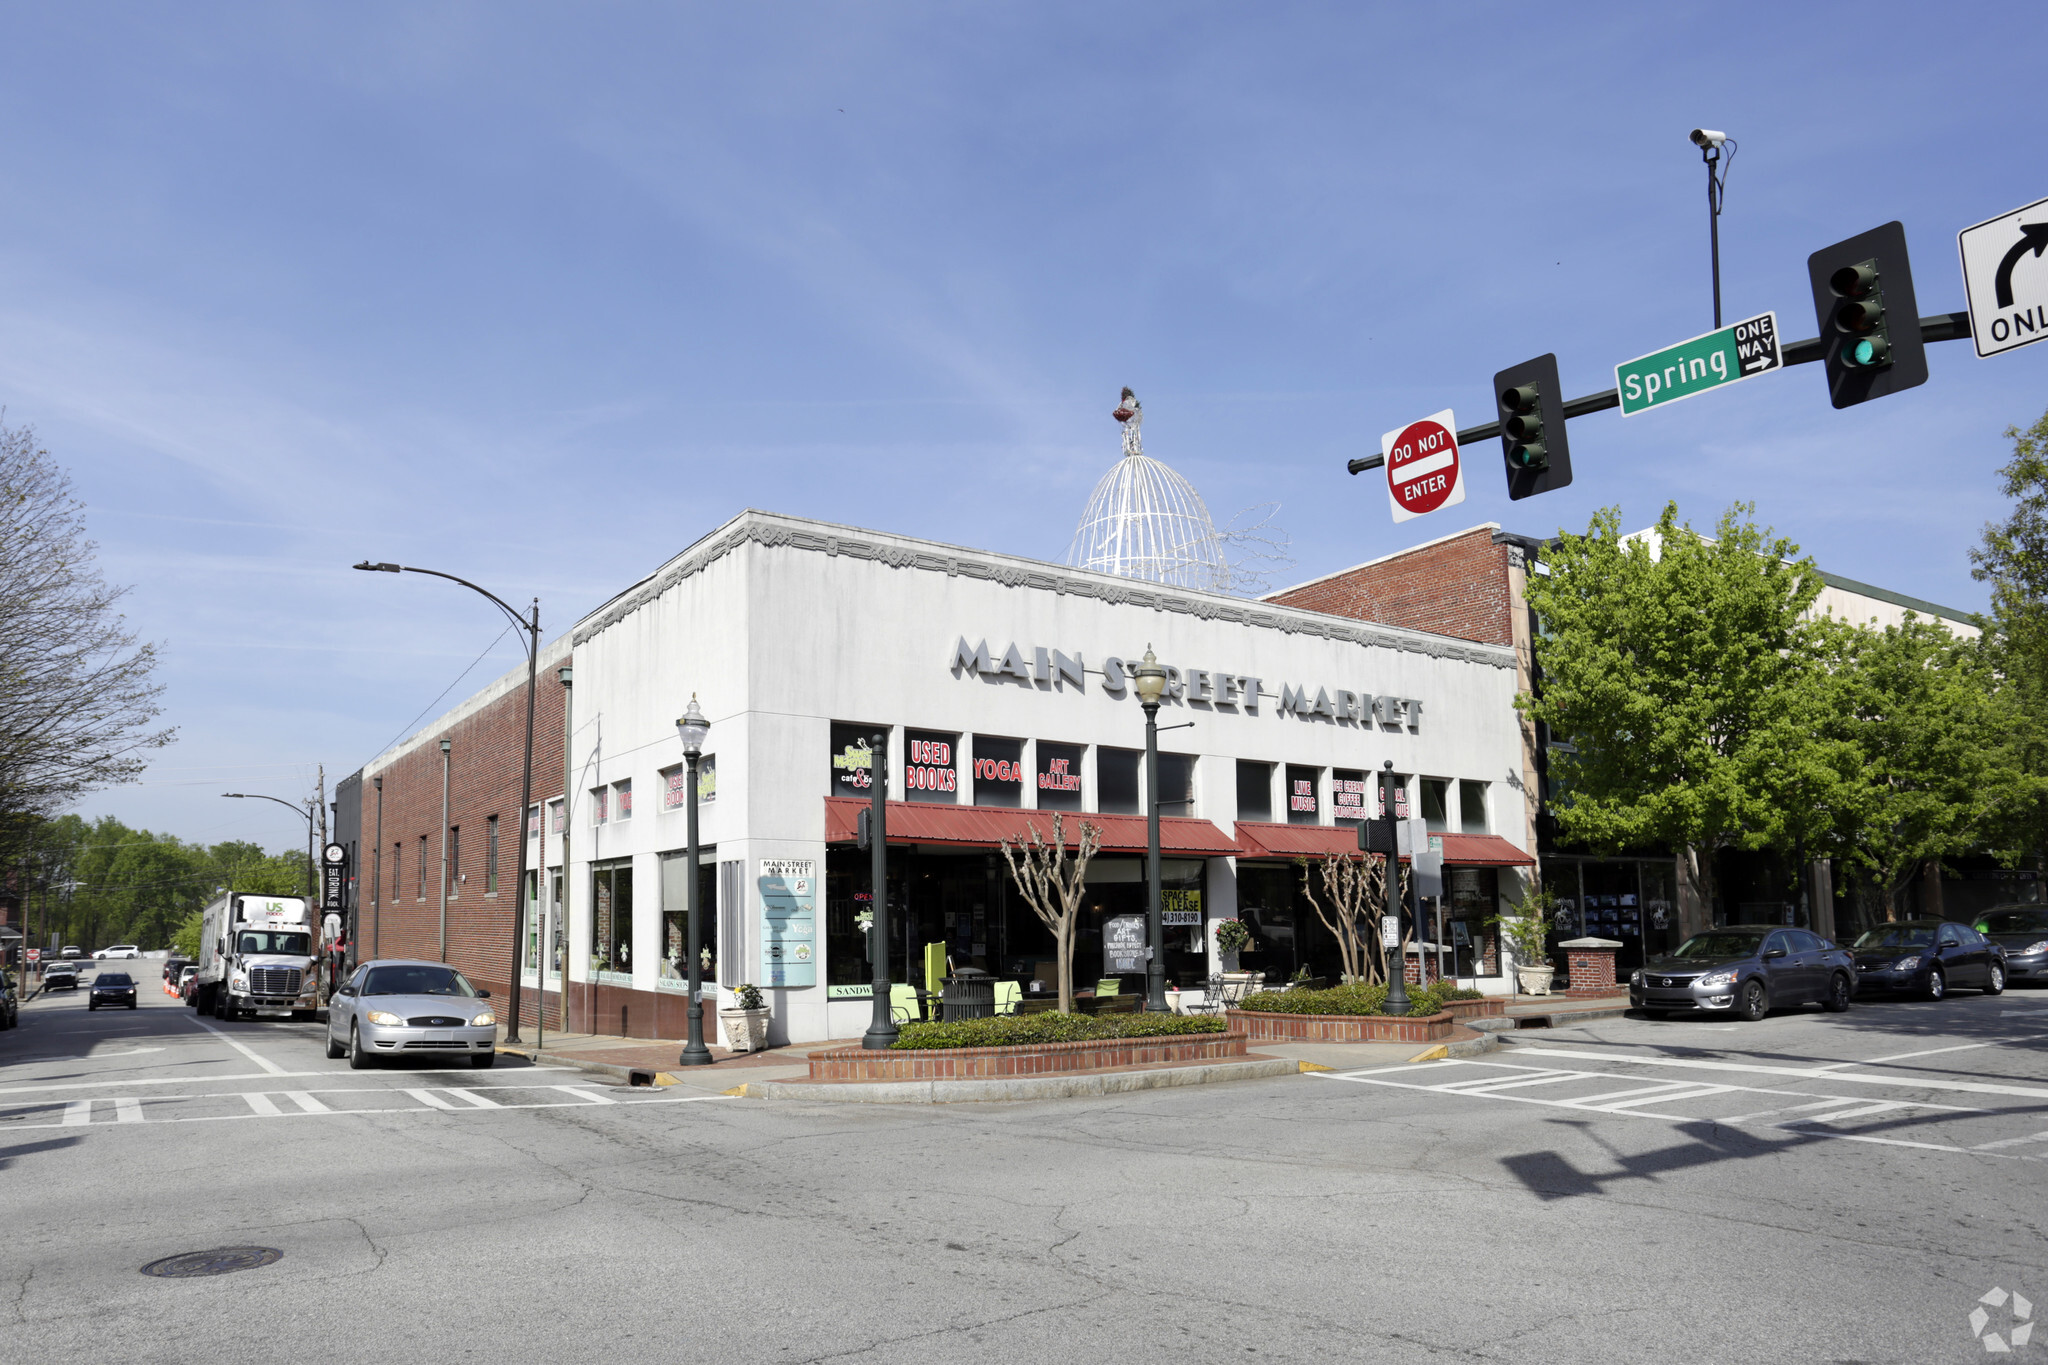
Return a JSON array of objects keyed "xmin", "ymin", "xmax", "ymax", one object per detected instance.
[{"xmin": 1345, "ymin": 311, "xmax": 1973, "ymax": 477}]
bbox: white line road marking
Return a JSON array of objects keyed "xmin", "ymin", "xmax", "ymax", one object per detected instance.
[
  {"xmin": 408, "ymin": 1089, "xmax": 461, "ymax": 1110},
  {"xmin": 113, "ymin": 1098, "xmax": 143, "ymax": 1124},
  {"xmin": 1437, "ymin": 1070, "xmax": 1576, "ymax": 1093},
  {"xmin": 181, "ymin": 1016, "xmax": 290, "ymax": 1075},
  {"xmin": 283, "ymin": 1092, "xmax": 331, "ymax": 1114},
  {"xmin": 1506, "ymin": 1045, "xmax": 2048, "ymax": 1101},
  {"xmin": 556, "ymin": 1085, "xmax": 619, "ymax": 1105},
  {"xmin": 1720, "ymin": 1098, "xmax": 1890, "ymax": 1124},
  {"xmin": 243, "ymin": 1093, "xmax": 282, "ymax": 1116},
  {"xmin": 1580, "ymin": 1083, "xmax": 1734, "ymax": 1111},
  {"xmin": 1812, "ymin": 1036, "xmax": 2048, "ymax": 1073},
  {"xmin": 441, "ymin": 1088, "xmax": 504, "ymax": 1109},
  {"xmin": 1972, "ymin": 1131, "xmax": 2048, "ymax": 1151},
  {"xmin": 61, "ymin": 1101, "xmax": 90, "ymax": 1126},
  {"xmin": 0, "ymin": 1091, "xmax": 732, "ymax": 1130},
  {"xmin": 0, "ymin": 1066, "xmax": 574, "ymax": 1097},
  {"xmin": 1777, "ymin": 1101, "xmax": 1907, "ymax": 1125}
]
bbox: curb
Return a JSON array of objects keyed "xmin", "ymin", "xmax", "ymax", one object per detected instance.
[
  {"xmin": 495, "ymin": 1045, "xmax": 679, "ymax": 1088},
  {"xmin": 746, "ymin": 1056, "xmax": 1301, "ymax": 1104},
  {"xmin": 1511, "ymin": 1005, "xmax": 1632, "ymax": 1029},
  {"xmin": 1408, "ymin": 1029, "xmax": 1502, "ymax": 1062}
]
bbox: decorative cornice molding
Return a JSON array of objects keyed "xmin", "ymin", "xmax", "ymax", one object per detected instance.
[{"xmin": 573, "ymin": 514, "xmax": 1514, "ymax": 669}]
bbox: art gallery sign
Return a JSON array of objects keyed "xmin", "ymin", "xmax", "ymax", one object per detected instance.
[{"xmin": 949, "ymin": 636, "xmax": 1424, "ymax": 731}]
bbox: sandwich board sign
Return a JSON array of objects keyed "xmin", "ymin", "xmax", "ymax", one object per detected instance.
[{"xmin": 1383, "ymin": 410, "xmax": 1465, "ymax": 523}]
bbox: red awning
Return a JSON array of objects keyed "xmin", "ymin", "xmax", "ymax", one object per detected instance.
[
  {"xmin": 824, "ymin": 797, "xmax": 1239, "ymax": 856},
  {"xmin": 1233, "ymin": 821, "xmax": 1535, "ymax": 868}
]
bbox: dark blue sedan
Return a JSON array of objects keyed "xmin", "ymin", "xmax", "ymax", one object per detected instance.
[
  {"xmin": 88, "ymin": 970, "xmax": 138, "ymax": 1011},
  {"xmin": 1850, "ymin": 920, "xmax": 2007, "ymax": 1000}
]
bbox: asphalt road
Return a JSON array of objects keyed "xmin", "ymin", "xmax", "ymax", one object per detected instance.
[{"xmin": 5, "ymin": 973, "xmax": 2046, "ymax": 1364}]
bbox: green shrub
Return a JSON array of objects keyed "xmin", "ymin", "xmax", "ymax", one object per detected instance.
[
  {"xmin": 1235, "ymin": 981, "xmax": 1468, "ymax": 1017},
  {"xmin": 891, "ymin": 1011, "xmax": 1229, "ymax": 1050}
]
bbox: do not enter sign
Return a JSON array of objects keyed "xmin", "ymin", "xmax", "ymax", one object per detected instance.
[{"xmin": 1382, "ymin": 409, "xmax": 1465, "ymax": 523}]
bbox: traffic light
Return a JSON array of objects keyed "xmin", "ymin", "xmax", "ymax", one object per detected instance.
[
  {"xmin": 1357, "ymin": 814, "xmax": 1397, "ymax": 855},
  {"xmin": 1494, "ymin": 353, "xmax": 1573, "ymax": 500},
  {"xmin": 1807, "ymin": 221, "xmax": 1928, "ymax": 409}
]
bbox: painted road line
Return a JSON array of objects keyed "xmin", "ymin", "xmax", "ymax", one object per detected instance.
[
  {"xmin": 1812, "ymin": 1035, "xmax": 2048, "ymax": 1073},
  {"xmin": 61, "ymin": 1100, "xmax": 91, "ymax": 1126},
  {"xmin": 283, "ymin": 1091, "xmax": 332, "ymax": 1114},
  {"xmin": 243, "ymin": 1093, "xmax": 283, "ymax": 1116},
  {"xmin": 440, "ymin": 1088, "xmax": 505, "ymax": 1109},
  {"xmin": 1436, "ymin": 1069, "xmax": 1578, "ymax": 1093},
  {"xmin": 1973, "ymin": 1130, "xmax": 2048, "ymax": 1151},
  {"xmin": 1720, "ymin": 1098, "xmax": 1892, "ymax": 1124},
  {"xmin": 113, "ymin": 1097, "xmax": 144, "ymax": 1124},
  {"xmin": 0, "ymin": 1091, "xmax": 733, "ymax": 1131},
  {"xmin": 183, "ymin": 1016, "xmax": 290, "ymax": 1076},
  {"xmin": 555, "ymin": 1085, "xmax": 619, "ymax": 1105},
  {"xmin": 407, "ymin": 1089, "xmax": 462, "ymax": 1110},
  {"xmin": 1777, "ymin": 1101, "xmax": 1908, "ymax": 1125},
  {"xmin": 1572, "ymin": 1082, "xmax": 1730, "ymax": 1111},
  {"xmin": 0, "ymin": 1065, "xmax": 575, "ymax": 1097},
  {"xmin": 1505, "ymin": 1046, "xmax": 2048, "ymax": 1102}
]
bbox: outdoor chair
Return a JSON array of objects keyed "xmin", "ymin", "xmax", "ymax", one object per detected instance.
[
  {"xmin": 889, "ymin": 983, "xmax": 922, "ymax": 1024},
  {"xmin": 1093, "ymin": 977, "xmax": 1123, "ymax": 999},
  {"xmin": 993, "ymin": 981, "xmax": 1022, "ymax": 1015}
]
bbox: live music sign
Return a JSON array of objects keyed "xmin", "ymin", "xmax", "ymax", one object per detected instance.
[{"xmin": 1383, "ymin": 409, "xmax": 1465, "ymax": 523}]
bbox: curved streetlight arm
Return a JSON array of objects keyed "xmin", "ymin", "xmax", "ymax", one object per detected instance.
[
  {"xmin": 222, "ymin": 792, "xmax": 315, "ymax": 830},
  {"xmin": 354, "ymin": 562, "xmax": 533, "ymax": 641}
]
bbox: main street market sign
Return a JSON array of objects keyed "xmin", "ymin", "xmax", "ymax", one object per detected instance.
[{"xmin": 949, "ymin": 636, "xmax": 1425, "ymax": 730}]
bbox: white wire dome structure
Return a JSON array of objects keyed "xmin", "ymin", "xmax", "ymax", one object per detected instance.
[{"xmin": 1066, "ymin": 389, "xmax": 1232, "ymax": 595}]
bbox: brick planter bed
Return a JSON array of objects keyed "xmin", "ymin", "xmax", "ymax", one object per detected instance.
[
  {"xmin": 1441, "ymin": 997, "xmax": 1506, "ymax": 1022},
  {"xmin": 805, "ymin": 1030, "xmax": 1249, "ymax": 1082},
  {"xmin": 1225, "ymin": 1008, "xmax": 1456, "ymax": 1044}
]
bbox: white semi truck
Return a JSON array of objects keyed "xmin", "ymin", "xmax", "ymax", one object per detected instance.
[{"xmin": 192, "ymin": 892, "xmax": 321, "ymax": 1021}]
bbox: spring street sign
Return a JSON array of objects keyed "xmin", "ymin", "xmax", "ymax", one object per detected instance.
[{"xmin": 1616, "ymin": 311, "xmax": 1782, "ymax": 416}]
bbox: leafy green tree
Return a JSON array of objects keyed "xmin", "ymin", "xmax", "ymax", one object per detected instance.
[
  {"xmin": 1521, "ymin": 502, "xmax": 1823, "ymax": 931},
  {"xmin": 1970, "ymin": 403, "xmax": 2048, "ymax": 860},
  {"xmin": 171, "ymin": 910, "xmax": 202, "ymax": 960}
]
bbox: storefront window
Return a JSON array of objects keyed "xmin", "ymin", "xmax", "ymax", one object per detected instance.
[
  {"xmin": 659, "ymin": 850, "xmax": 719, "ymax": 983},
  {"xmin": 1444, "ymin": 866, "xmax": 1500, "ymax": 978},
  {"xmin": 1236, "ymin": 761, "xmax": 1273, "ymax": 821},
  {"xmin": 830, "ymin": 722, "xmax": 886, "ymax": 797},
  {"xmin": 1331, "ymin": 769, "xmax": 1368, "ymax": 826},
  {"xmin": 973, "ymin": 735, "xmax": 1024, "ymax": 808},
  {"xmin": 1035, "ymin": 741, "xmax": 1085, "ymax": 812},
  {"xmin": 1157, "ymin": 753, "xmax": 1197, "ymax": 817},
  {"xmin": 904, "ymin": 729, "xmax": 959, "ymax": 804},
  {"xmin": 1098, "ymin": 748, "xmax": 1140, "ymax": 815},
  {"xmin": 1459, "ymin": 781, "xmax": 1489, "ymax": 833},
  {"xmin": 1420, "ymin": 778, "xmax": 1450, "ymax": 833},
  {"xmin": 590, "ymin": 860, "xmax": 632, "ymax": 973},
  {"xmin": 1285, "ymin": 765, "xmax": 1321, "ymax": 825}
]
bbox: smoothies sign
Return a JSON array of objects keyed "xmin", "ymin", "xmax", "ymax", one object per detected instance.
[{"xmin": 1383, "ymin": 409, "xmax": 1465, "ymax": 524}]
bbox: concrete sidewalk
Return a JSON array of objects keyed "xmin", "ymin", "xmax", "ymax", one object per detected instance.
[
  {"xmin": 1503, "ymin": 992, "xmax": 1633, "ymax": 1027},
  {"xmin": 493, "ymin": 1026, "xmax": 826, "ymax": 1094}
]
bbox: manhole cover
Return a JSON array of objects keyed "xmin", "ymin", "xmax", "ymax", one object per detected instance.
[{"xmin": 140, "ymin": 1247, "xmax": 284, "ymax": 1278}]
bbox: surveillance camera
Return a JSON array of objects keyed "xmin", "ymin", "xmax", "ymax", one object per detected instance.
[{"xmin": 1690, "ymin": 128, "xmax": 1728, "ymax": 148}]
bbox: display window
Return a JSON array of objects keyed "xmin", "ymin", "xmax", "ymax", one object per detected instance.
[
  {"xmin": 830, "ymin": 722, "xmax": 885, "ymax": 797},
  {"xmin": 1285, "ymin": 765, "xmax": 1321, "ymax": 825},
  {"xmin": 1098, "ymin": 748, "xmax": 1140, "ymax": 814},
  {"xmin": 1035, "ymin": 741, "xmax": 1085, "ymax": 812},
  {"xmin": 904, "ymin": 729, "xmax": 960, "ymax": 805},
  {"xmin": 1236, "ymin": 761, "xmax": 1273, "ymax": 822},
  {"xmin": 972, "ymin": 735, "xmax": 1024, "ymax": 808},
  {"xmin": 1331, "ymin": 769, "xmax": 1369, "ymax": 826}
]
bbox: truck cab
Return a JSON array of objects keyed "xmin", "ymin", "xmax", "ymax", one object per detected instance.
[{"xmin": 194, "ymin": 894, "xmax": 321, "ymax": 1021}]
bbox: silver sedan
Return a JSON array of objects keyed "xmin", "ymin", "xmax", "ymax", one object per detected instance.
[{"xmin": 325, "ymin": 959, "xmax": 498, "ymax": 1070}]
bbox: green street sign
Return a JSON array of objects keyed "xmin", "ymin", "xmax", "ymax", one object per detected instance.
[{"xmin": 1616, "ymin": 311, "xmax": 1782, "ymax": 416}]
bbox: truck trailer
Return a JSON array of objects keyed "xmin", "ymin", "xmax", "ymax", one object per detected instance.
[{"xmin": 192, "ymin": 892, "xmax": 321, "ymax": 1020}]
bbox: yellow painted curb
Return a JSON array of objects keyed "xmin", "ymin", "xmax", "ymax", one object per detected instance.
[
  {"xmin": 721, "ymin": 1084, "xmax": 749, "ymax": 1097},
  {"xmin": 1297, "ymin": 1061, "xmax": 1334, "ymax": 1073},
  {"xmin": 652, "ymin": 1073, "xmax": 682, "ymax": 1088},
  {"xmin": 1408, "ymin": 1044, "xmax": 1449, "ymax": 1062}
]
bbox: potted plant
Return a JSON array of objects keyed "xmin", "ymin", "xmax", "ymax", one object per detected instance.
[
  {"xmin": 1214, "ymin": 918, "xmax": 1253, "ymax": 972},
  {"xmin": 1490, "ymin": 890, "xmax": 1557, "ymax": 996},
  {"xmin": 719, "ymin": 982, "xmax": 771, "ymax": 1053}
]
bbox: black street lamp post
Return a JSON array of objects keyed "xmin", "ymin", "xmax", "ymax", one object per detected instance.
[
  {"xmin": 355, "ymin": 560, "xmax": 540, "ymax": 1043},
  {"xmin": 676, "ymin": 695, "xmax": 715, "ymax": 1067},
  {"xmin": 861, "ymin": 730, "xmax": 896, "ymax": 1049},
  {"xmin": 1381, "ymin": 760, "xmax": 1410, "ymax": 1017},
  {"xmin": 1132, "ymin": 648, "xmax": 1170, "ymax": 1012}
]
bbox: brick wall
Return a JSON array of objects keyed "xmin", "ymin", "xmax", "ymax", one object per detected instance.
[
  {"xmin": 1265, "ymin": 526, "xmax": 1514, "ymax": 646},
  {"xmin": 1565, "ymin": 946, "xmax": 1618, "ymax": 997},
  {"xmin": 354, "ymin": 655, "xmax": 569, "ymax": 1028}
]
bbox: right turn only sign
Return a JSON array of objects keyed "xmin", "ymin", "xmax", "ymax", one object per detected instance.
[{"xmin": 1960, "ymin": 193, "xmax": 2048, "ymax": 359}]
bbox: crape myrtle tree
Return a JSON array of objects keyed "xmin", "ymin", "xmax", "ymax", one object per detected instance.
[
  {"xmin": 998, "ymin": 813, "xmax": 1102, "ymax": 1013},
  {"xmin": 1520, "ymin": 502, "xmax": 1823, "ymax": 933},
  {"xmin": 0, "ymin": 420, "xmax": 172, "ymax": 864}
]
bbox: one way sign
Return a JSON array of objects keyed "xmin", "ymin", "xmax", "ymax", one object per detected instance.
[{"xmin": 1959, "ymin": 193, "xmax": 2048, "ymax": 359}]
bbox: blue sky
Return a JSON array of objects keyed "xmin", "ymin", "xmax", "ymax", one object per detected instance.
[{"xmin": 3, "ymin": 4, "xmax": 2042, "ymax": 845}]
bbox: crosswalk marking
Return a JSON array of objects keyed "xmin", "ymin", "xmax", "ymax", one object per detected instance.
[
  {"xmin": 440, "ymin": 1088, "xmax": 503, "ymax": 1109},
  {"xmin": 0, "ymin": 1081, "xmax": 733, "ymax": 1131},
  {"xmin": 407, "ymin": 1088, "xmax": 462, "ymax": 1110},
  {"xmin": 283, "ymin": 1091, "xmax": 332, "ymax": 1114},
  {"xmin": 113, "ymin": 1097, "xmax": 144, "ymax": 1124},
  {"xmin": 61, "ymin": 1100, "xmax": 91, "ymax": 1126},
  {"xmin": 243, "ymin": 1093, "xmax": 283, "ymax": 1116},
  {"xmin": 1972, "ymin": 1130, "xmax": 2048, "ymax": 1151},
  {"xmin": 555, "ymin": 1085, "xmax": 619, "ymax": 1106}
]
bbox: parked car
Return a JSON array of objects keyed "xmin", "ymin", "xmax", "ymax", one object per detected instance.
[
  {"xmin": 1, "ymin": 971, "xmax": 18, "ymax": 1028},
  {"xmin": 325, "ymin": 960, "xmax": 497, "ymax": 1070},
  {"xmin": 89, "ymin": 971, "xmax": 138, "ymax": 1011},
  {"xmin": 1973, "ymin": 906, "xmax": 2048, "ymax": 986},
  {"xmin": 162, "ymin": 956, "xmax": 192, "ymax": 988},
  {"xmin": 1850, "ymin": 920, "xmax": 2006, "ymax": 999},
  {"xmin": 59, "ymin": 945, "xmax": 81, "ymax": 959},
  {"xmin": 1630, "ymin": 925, "xmax": 1856, "ymax": 1021},
  {"xmin": 93, "ymin": 944, "xmax": 141, "ymax": 959},
  {"xmin": 177, "ymin": 964, "xmax": 201, "ymax": 1001},
  {"xmin": 43, "ymin": 961, "xmax": 81, "ymax": 990}
]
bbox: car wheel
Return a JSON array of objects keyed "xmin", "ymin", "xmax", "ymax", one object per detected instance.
[
  {"xmin": 348, "ymin": 1022, "xmax": 373, "ymax": 1071},
  {"xmin": 470, "ymin": 1050, "xmax": 496, "ymax": 1069},
  {"xmin": 325, "ymin": 1024, "xmax": 346, "ymax": 1060},
  {"xmin": 1737, "ymin": 979, "xmax": 1768, "ymax": 1022},
  {"xmin": 88, "ymin": 1001, "xmax": 96, "ymax": 1011},
  {"xmin": 1823, "ymin": 973, "xmax": 1852, "ymax": 1013},
  {"xmin": 1926, "ymin": 968, "xmax": 1946, "ymax": 1001},
  {"xmin": 1987, "ymin": 963, "xmax": 2007, "ymax": 996}
]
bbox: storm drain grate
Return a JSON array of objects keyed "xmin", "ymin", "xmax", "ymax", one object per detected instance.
[{"xmin": 141, "ymin": 1247, "xmax": 284, "ymax": 1278}]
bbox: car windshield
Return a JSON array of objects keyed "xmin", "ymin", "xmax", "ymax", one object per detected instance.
[
  {"xmin": 1853, "ymin": 925, "xmax": 1938, "ymax": 949},
  {"xmin": 360, "ymin": 965, "xmax": 476, "ymax": 998},
  {"xmin": 1669, "ymin": 931, "xmax": 1767, "ymax": 959},
  {"xmin": 1977, "ymin": 910, "xmax": 2048, "ymax": 936},
  {"xmin": 179, "ymin": 968, "xmax": 198, "ymax": 979},
  {"xmin": 236, "ymin": 931, "xmax": 310, "ymax": 955},
  {"xmin": 95, "ymin": 973, "xmax": 132, "ymax": 986}
]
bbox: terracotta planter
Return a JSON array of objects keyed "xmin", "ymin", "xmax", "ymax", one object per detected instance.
[{"xmin": 719, "ymin": 1007, "xmax": 771, "ymax": 1053}]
